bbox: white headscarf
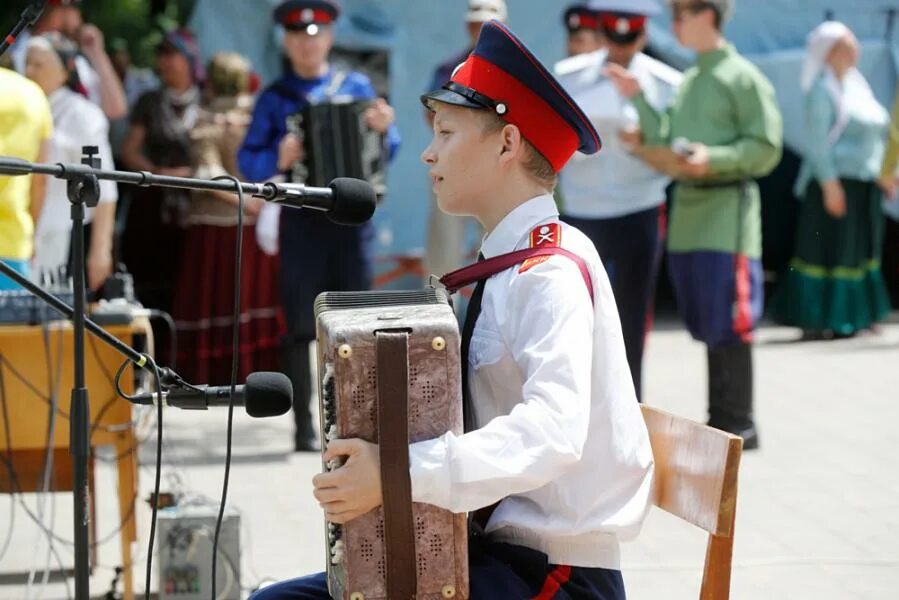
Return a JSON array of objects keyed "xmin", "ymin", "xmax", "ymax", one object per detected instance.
[
  {"xmin": 800, "ymin": 21, "xmax": 851, "ymax": 93},
  {"xmin": 800, "ymin": 21, "xmax": 880, "ymax": 145}
]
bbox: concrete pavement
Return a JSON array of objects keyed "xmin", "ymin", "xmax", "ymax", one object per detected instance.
[{"xmin": 2, "ymin": 316, "xmax": 898, "ymax": 599}]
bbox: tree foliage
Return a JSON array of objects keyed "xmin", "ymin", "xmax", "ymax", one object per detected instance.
[{"xmin": 2, "ymin": 0, "xmax": 196, "ymax": 66}]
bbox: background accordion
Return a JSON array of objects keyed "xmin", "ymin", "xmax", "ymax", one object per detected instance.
[
  {"xmin": 287, "ymin": 99, "xmax": 388, "ymax": 197},
  {"xmin": 314, "ymin": 289, "xmax": 469, "ymax": 600}
]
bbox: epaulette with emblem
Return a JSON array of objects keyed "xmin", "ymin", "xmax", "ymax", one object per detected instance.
[{"xmin": 519, "ymin": 222, "xmax": 562, "ymax": 273}]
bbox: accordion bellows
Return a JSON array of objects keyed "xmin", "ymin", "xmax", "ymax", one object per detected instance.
[
  {"xmin": 314, "ymin": 290, "xmax": 469, "ymax": 600},
  {"xmin": 287, "ymin": 100, "xmax": 387, "ymax": 195}
]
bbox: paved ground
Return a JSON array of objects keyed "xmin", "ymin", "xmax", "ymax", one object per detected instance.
[{"xmin": 2, "ymin": 315, "xmax": 898, "ymax": 599}]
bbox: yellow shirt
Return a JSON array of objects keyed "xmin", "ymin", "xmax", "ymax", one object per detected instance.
[{"xmin": 0, "ymin": 68, "xmax": 53, "ymax": 259}]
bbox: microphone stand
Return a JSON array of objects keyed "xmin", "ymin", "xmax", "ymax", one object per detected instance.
[
  {"xmin": 0, "ymin": 152, "xmax": 336, "ymax": 600},
  {"xmin": 0, "ymin": 154, "xmax": 334, "ymax": 209},
  {"xmin": 0, "ymin": 1, "xmax": 45, "ymax": 57},
  {"xmin": 70, "ymin": 149, "xmax": 99, "ymax": 600}
]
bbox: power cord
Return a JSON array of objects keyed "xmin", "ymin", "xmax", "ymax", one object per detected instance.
[
  {"xmin": 210, "ymin": 174, "xmax": 246, "ymax": 600},
  {"xmin": 25, "ymin": 324, "xmax": 65, "ymax": 600},
  {"xmin": 146, "ymin": 309, "xmax": 178, "ymax": 371}
]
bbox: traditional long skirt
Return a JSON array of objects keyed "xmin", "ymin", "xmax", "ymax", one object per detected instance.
[
  {"xmin": 770, "ymin": 178, "xmax": 891, "ymax": 335},
  {"xmin": 172, "ymin": 223, "xmax": 285, "ymax": 384}
]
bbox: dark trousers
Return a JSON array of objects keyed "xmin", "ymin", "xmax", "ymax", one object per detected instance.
[
  {"xmin": 667, "ymin": 250, "xmax": 762, "ymax": 432},
  {"xmin": 249, "ymin": 538, "xmax": 625, "ymax": 600},
  {"xmin": 279, "ymin": 210, "xmax": 373, "ymax": 445},
  {"xmin": 562, "ymin": 207, "xmax": 663, "ymax": 400}
]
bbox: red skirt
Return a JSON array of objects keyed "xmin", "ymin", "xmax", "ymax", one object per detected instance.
[{"xmin": 172, "ymin": 223, "xmax": 285, "ymax": 385}]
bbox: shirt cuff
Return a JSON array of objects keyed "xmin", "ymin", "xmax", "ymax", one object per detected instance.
[
  {"xmin": 812, "ymin": 162, "xmax": 838, "ymax": 185},
  {"xmin": 408, "ymin": 435, "xmax": 452, "ymax": 509}
]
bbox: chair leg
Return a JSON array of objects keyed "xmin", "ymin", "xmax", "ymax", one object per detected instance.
[{"xmin": 700, "ymin": 532, "xmax": 735, "ymax": 600}]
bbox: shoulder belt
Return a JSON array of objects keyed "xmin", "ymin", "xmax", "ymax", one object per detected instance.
[{"xmin": 439, "ymin": 234, "xmax": 595, "ymax": 306}]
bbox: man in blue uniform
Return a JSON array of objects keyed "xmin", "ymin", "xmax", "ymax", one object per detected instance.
[
  {"xmin": 554, "ymin": 0, "xmax": 681, "ymax": 400},
  {"xmin": 238, "ymin": 0, "xmax": 400, "ymax": 452}
]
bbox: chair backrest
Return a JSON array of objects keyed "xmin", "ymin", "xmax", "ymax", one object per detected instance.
[{"xmin": 641, "ymin": 405, "xmax": 743, "ymax": 600}]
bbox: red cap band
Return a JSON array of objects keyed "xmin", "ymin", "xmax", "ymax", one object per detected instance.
[
  {"xmin": 599, "ymin": 14, "xmax": 647, "ymax": 35},
  {"xmin": 284, "ymin": 8, "xmax": 334, "ymax": 25},
  {"xmin": 569, "ymin": 13, "xmax": 600, "ymax": 30},
  {"xmin": 451, "ymin": 55, "xmax": 580, "ymax": 172}
]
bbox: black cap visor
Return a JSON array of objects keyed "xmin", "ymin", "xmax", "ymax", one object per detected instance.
[{"xmin": 421, "ymin": 87, "xmax": 484, "ymax": 111}]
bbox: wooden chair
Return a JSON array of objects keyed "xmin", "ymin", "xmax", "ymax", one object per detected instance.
[{"xmin": 641, "ymin": 405, "xmax": 744, "ymax": 600}]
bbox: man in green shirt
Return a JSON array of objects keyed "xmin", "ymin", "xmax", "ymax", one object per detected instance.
[{"xmin": 607, "ymin": 0, "xmax": 782, "ymax": 450}]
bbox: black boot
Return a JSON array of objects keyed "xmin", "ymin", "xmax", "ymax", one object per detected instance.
[
  {"xmin": 707, "ymin": 343, "xmax": 759, "ymax": 450},
  {"xmin": 283, "ymin": 340, "xmax": 319, "ymax": 452}
]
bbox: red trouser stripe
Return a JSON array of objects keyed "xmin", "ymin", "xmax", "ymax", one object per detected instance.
[
  {"xmin": 733, "ymin": 254, "xmax": 754, "ymax": 342},
  {"xmin": 532, "ymin": 565, "xmax": 572, "ymax": 600}
]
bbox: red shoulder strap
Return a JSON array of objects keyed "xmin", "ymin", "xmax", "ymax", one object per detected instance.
[{"xmin": 439, "ymin": 246, "xmax": 595, "ymax": 306}]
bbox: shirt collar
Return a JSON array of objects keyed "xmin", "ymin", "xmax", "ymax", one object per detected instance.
[
  {"xmin": 480, "ymin": 194, "xmax": 559, "ymax": 259},
  {"xmin": 697, "ymin": 43, "xmax": 734, "ymax": 71}
]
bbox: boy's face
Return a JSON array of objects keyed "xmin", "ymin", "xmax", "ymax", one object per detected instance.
[
  {"xmin": 421, "ymin": 103, "xmax": 504, "ymax": 217},
  {"xmin": 671, "ymin": 2, "xmax": 713, "ymax": 48},
  {"xmin": 283, "ymin": 27, "xmax": 334, "ymax": 74}
]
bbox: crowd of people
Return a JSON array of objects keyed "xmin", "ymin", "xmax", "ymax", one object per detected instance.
[{"xmin": 0, "ymin": 0, "xmax": 897, "ymax": 455}]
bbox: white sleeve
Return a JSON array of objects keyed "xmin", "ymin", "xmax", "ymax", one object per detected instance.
[
  {"xmin": 255, "ymin": 203, "xmax": 281, "ymax": 256},
  {"xmin": 409, "ymin": 258, "xmax": 594, "ymax": 513}
]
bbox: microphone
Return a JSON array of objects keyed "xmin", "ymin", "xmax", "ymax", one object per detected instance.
[
  {"xmin": 131, "ymin": 372, "xmax": 293, "ymax": 418},
  {"xmin": 256, "ymin": 177, "xmax": 377, "ymax": 225}
]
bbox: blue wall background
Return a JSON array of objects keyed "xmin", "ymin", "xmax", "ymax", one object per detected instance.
[{"xmin": 190, "ymin": 0, "xmax": 898, "ymax": 262}]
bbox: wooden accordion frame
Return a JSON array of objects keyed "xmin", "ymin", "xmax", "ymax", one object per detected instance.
[{"xmin": 314, "ymin": 289, "xmax": 469, "ymax": 600}]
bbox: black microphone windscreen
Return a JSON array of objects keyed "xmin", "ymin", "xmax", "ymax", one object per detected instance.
[
  {"xmin": 328, "ymin": 178, "xmax": 377, "ymax": 225},
  {"xmin": 245, "ymin": 372, "xmax": 293, "ymax": 418}
]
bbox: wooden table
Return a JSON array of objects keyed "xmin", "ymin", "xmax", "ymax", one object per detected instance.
[{"xmin": 0, "ymin": 318, "xmax": 152, "ymax": 600}]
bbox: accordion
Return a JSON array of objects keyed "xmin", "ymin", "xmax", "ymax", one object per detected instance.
[
  {"xmin": 287, "ymin": 99, "xmax": 387, "ymax": 196},
  {"xmin": 314, "ymin": 289, "xmax": 469, "ymax": 600}
]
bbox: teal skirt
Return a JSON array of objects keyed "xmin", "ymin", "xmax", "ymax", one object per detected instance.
[{"xmin": 769, "ymin": 178, "xmax": 891, "ymax": 334}]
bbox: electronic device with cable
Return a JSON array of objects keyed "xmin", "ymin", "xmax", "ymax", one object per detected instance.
[{"xmin": 157, "ymin": 505, "xmax": 241, "ymax": 600}]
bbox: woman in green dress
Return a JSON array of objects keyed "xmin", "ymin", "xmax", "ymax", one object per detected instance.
[{"xmin": 770, "ymin": 22, "xmax": 892, "ymax": 338}]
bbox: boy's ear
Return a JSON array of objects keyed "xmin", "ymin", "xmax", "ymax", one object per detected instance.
[{"xmin": 499, "ymin": 123, "xmax": 523, "ymax": 159}]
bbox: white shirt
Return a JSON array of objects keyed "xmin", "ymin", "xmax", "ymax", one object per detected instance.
[
  {"xmin": 38, "ymin": 87, "xmax": 118, "ymax": 236},
  {"xmin": 555, "ymin": 50, "xmax": 682, "ymax": 219},
  {"xmin": 410, "ymin": 195, "xmax": 654, "ymax": 569}
]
